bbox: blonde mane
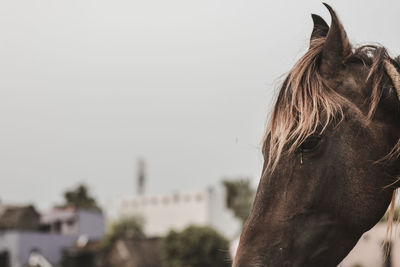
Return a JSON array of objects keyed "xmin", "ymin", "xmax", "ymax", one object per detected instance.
[
  {"xmin": 263, "ymin": 37, "xmax": 344, "ymax": 172},
  {"xmin": 262, "ymin": 39, "xmax": 398, "ymax": 173}
]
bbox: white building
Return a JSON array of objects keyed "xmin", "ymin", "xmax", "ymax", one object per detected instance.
[
  {"xmin": 340, "ymin": 222, "xmax": 400, "ymax": 267},
  {"xmin": 118, "ymin": 186, "xmax": 241, "ymax": 240}
]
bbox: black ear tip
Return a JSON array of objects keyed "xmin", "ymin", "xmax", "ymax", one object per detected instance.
[
  {"xmin": 322, "ymin": 2, "xmax": 330, "ymax": 8},
  {"xmin": 322, "ymin": 2, "xmax": 334, "ymax": 14},
  {"xmin": 311, "ymin": 14, "xmax": 325, "ymax": 24},
  {"xmin": 310, "ymin": 13, "xmax": 329, "ymax": 32}
]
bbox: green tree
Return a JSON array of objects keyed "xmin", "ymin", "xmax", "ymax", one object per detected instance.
[
  {"xmin": 161, "ymin": 225, "xmax": 231, "ymax": 267},
  {"xmin": 222, "ymin": 178, "xmax": 255, "ymax": 224},
  {"xmin": 105, "ymin": 216, "xmax": 145, "ymax": 245},
  {"xmin": 59, "ymin": 184, "xmax": 101, "ymax": 211}
]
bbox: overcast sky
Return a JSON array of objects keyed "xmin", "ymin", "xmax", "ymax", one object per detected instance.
[{"xmin": 1, "ymin": 0, "xmax": 399, "ymax": 211}]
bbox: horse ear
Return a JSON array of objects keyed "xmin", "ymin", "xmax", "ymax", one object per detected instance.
[
  {"xmin": 384, "ymin": 59, "xmax": 400, "ymax": 100},
  {"xmin": 310, "ymin": 14, "xmax": 329, "ymax": 46},
  {"xmin": 320, "ymin": 3, "xmax": 352, "ymax": 77}
]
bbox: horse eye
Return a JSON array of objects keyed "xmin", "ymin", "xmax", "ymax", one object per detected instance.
[{"xmin": 299, "ymin": 135, "xmax": 322, "ymax": 152}]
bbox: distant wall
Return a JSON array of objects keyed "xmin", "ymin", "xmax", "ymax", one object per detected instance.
[
  {"xmin": 208, "ymin": 187, "xmax": 241, "ymax": 240},
  {"xmin": 119, "ymin": 188, "xmax": 242, "ymax": 239},
  {"xmin": 0, "ymin": 231, "xmax": 76, "ymax": 267},
  {"xmin": 120, "ymin": 191, "xmax": 210, "ymax": 237},
  {"xmin": 0, "ymin": 232, "xmax": 19, "ymax": 267},
  {"xmin": 78, "ymin": 211, "xmax": 106, "ymax": 240}
]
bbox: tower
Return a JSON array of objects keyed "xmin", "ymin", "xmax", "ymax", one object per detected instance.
[{"xmin": 137, "ymin": 159, "xmax": 145, "ymax": 195}]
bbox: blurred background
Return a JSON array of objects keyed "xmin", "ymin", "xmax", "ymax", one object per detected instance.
[{"xmin": 0, "ymin": 0, "xmax": 400, "ymax": 266}]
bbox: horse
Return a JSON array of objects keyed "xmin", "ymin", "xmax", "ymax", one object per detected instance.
[{"xmin": 233, "ymin": 3, "xmax": 400, "ymax": 267}]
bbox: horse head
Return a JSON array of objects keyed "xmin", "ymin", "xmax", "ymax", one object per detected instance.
[{"xmin": 234, "ymin": 3, "xmax": 400, "ymax": 267}]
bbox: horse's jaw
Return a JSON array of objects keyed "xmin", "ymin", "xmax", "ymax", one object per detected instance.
[{"xmin": 233, "ymin": 213, "xmax": 361, "ymax": 267}]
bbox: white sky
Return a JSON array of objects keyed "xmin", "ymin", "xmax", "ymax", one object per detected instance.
[{"xmin": 1, "ymin": 0, "xmax": 399, "ymax": 211}]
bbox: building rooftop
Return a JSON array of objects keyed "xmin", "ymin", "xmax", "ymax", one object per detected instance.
[{"xmin": 0, "ymin": 205, "xmax": 40, "ymax": 231}]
